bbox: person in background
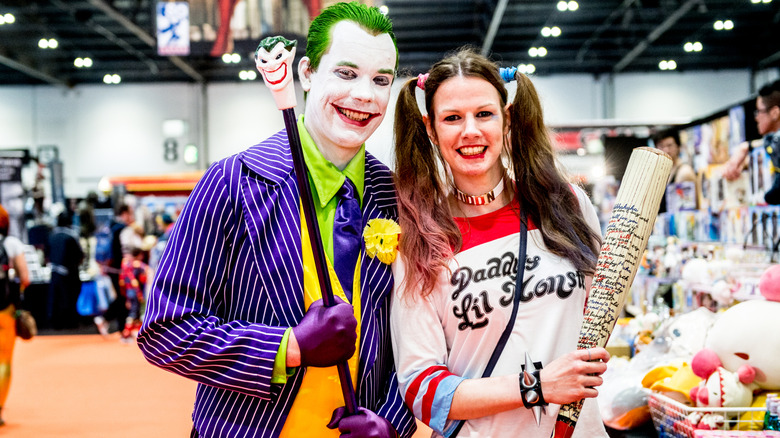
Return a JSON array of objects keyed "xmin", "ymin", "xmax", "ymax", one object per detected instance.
[
  {"xmin": 138, "ymin": 2, "xmax": 416, "ymax": 437},
  {"xmin": 723, "ymin": 79, "xmax": 780, "ymax": 204},
  {"xmin": 119, "ymin": 247, "xmax": 151, "ymax": 343},
  {"xmin": 653, "ymin": 128, "xmax": 696, "ymax": 213},
  {"xmin": 0, "ymin": 204, "xmax": 30, "ymax": 426},
  {"xmin": 390, "ymin": 49, "xmax": 609, "ymax": 437},
  {"xmin": 47, "ymin": 211, "xmax": 84, "ymax": 330},
  {"xmin": 104, "ymin": 203, "xmax": 133, "ymax": 333},
  {"xmin": 148, "ymin": 213, "xmax": 174, "ymax": 271}
]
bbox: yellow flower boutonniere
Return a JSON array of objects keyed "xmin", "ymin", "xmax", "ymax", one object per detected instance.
[{"xmin": 363, "ymin": 218, "xmax": 401, "ymax": 265}]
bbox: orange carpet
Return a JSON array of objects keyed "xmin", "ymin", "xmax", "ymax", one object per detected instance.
[{"xmin": 2, "ymin": 334, "xmax": 432, "ymax": 437}]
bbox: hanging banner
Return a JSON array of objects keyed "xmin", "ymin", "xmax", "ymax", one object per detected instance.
[
  {"xmin": 156, "ymin": 1, "xmax": 190, "ymax": 56},
  {"xmin": 0, "ymin": 149, "xmax": 26, "ymax": 183}
]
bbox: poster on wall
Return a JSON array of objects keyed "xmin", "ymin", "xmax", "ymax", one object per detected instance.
[
  {"xmin": 187, "ymin": 0, "xmax": 374, "ymax": 57},
  {"xmin": 0, "ymin": 149, "xmax": 28, "ymax": 240},
  {"xmin": 157, "ymin": 1, "xmax": 191, "ymax": 56}
]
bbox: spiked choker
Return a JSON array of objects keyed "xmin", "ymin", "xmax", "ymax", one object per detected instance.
[{"xmin": 453, "ymin": 178, "xmax": 505, "ymax": 206}]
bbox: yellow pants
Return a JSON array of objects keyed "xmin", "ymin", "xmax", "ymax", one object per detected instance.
[{"xmin": 0, "ymin": 305, "xmax": 17, "ymax": 408}]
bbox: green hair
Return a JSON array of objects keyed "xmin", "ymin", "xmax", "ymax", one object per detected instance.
[
  {"xmin": 306, "ymin": 1, "xmax": 398, "ymax": 72},
  {"xmin": 255, "ymin": 35, "xmax": 297, "ymax": 58}
]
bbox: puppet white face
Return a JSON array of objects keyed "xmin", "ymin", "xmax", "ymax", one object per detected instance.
[{"xmin": 256, "ymin": 42, "xmax": 296, "ymax": 91}]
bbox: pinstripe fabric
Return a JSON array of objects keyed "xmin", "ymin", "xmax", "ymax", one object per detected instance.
[{"xmin": 138, "ymin": 129, "xmax": 416, "ymax": 438}]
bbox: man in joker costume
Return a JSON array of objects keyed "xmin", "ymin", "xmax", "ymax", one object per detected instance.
[{"xmin": 138, "ymin": 3, "xmax": 416, "ymax": 437}]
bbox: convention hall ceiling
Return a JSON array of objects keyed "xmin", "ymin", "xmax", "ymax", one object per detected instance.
[{"xmin": 0, "ymin": 0, "xmax": 778, "ymax": 87}]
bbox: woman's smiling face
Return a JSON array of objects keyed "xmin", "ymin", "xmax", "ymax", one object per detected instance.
[{"xmin": 427, "ymin": 75, "xmax": 508, "ymax": 189}]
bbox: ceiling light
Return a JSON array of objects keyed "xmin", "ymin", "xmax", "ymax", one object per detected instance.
[
  {"xmin": 518, "ymin": 64, "xmax": 535, "ymax": 74},
  {"xmin": 537, "ymin": 47, "xmax": 547, "ymax": 56},
  {"xmin": 713, "ymin": 20, "xmax": 733, "ymax": 30},
  {"xmin": 751, "ymin": 0, "xmax": 761, "ymax": 3},
  {"xmin": 0, "ymin": 13, "xmax": 15, "ymax": 24},
  {"xmin": 567, "ymin": 1, "xmax": 579, "ymax": 11},
  {"xmin": 557, "ymin": 1, "xmax": 568, "ymax": 11},
  {"xmin": 659, "ymin": 60, "xmax": 677, "ymax": 70},
  {"xmin": 222, "ymin": 53, "xmax": 241, "ymax": 63},
  {"xmin": 684, "ymin": 41, "xmax": 702, "ymax": 52},
  {"xmin": 529, "ymin": 47, "xmax": 539, "ymax": 57},
  {"xmin": 763, "ymin": 0, "xmax": 771, "ymax": 3},
  {"xmin": 379, "ymin": 5, "xmax": 389, "ymax": 15},
  {"xmin": 74, "ymin": 57, "xmax": 93, "ymax": 68},
  {"xmin": 38, "ymin": 38, "xmax": 59, "ymax": 49},
  {"xmin": 541, "ymin": 27, "xmax": 552, "ymax": 37},
  {"xmin": 551, "ymin": 26, "xmax": 561, "ymax": 37},
  {"xmin": 239, "ymin": 70, "xmax": 257, "ymax": 80},
  {"xmin": 103, "ymin": 74, "xmax": 121, "ymax": 84}
]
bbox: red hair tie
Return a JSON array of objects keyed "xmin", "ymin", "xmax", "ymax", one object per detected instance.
[{"xmin": 416, "ymin": 73, "xmax": 429, "ymax": 90}]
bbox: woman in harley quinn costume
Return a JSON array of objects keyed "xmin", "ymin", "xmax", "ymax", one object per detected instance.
[{"xmin": 390, "ymin": 49, "xmax": 611, "ymax": 438}]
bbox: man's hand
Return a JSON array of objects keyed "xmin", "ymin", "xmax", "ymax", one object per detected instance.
[
  {"xmin": 723, "ymin": 141, "xmax": 750, "ymax": 181},
  {"xmin": 290, "ymin": 299, "xmax": 357, "ymax": 367},
  {"xmin": 327, "ymin": 407, "xmax": 397, "ymax": 438}
]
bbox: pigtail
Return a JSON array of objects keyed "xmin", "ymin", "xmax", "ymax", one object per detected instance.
[
  {"xmin": 394, "ymin": 78, "xmax": 461, "ymax": 298},
  {"xmin": 508, "ymin": 72, "xmax": 601, "ymax": 275}
]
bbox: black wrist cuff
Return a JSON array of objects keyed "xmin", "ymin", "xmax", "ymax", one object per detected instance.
[{"xmin": 519, "ymin": 362, "xmax": 547, "ymax": 409}]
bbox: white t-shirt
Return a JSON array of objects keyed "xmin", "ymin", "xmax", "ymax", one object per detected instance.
[
  {"xmin": 3, "ymin": 235, "xmax": 26, "ymax": 263},
  {"xmin": 391, "ymin": 186, "xmax": 608, "ymax": 438}
]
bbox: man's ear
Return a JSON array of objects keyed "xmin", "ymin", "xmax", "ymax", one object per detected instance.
[
  {"xmin": 298, "ymin": 57, "xmax": 313, "ymax": 92},
  {"xmin": 771, "ymin": 104, "xmax": 780, "ymax": 121}
]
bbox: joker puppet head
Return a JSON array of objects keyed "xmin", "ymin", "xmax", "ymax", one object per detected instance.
[{"xmin": 256, "ymin": 36, "xmax": 298, "ymax": 109}]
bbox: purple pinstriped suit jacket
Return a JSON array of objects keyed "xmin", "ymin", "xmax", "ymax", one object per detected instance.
[{"xmin": 138, "ymin": 129, "xmax": 416, "ymax": 438}]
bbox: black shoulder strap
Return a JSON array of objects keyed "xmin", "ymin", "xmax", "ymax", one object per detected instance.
[{"xmin": 450, "ymin": 210, "xmax": 527, "ymax": 437}]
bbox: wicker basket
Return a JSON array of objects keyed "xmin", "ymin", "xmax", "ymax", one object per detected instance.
[{"xmin": 647, "ymin": 391, "xmax": 771, "ymax": 438}]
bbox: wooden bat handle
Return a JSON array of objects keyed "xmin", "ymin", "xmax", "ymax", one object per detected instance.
[{"xmin": 554, "ymin": 147, "xmax": 672, "ymax": 437}]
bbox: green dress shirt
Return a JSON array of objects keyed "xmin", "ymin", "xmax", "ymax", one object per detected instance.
[{"xmin": 271, "ymin": 115, "xmax": 366, "ymax": 383}]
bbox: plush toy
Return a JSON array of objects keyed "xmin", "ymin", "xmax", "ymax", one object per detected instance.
[
  {"xmin": 695, "ymin": 264, "xmax": 780, "ymax": 392},
  {"xmin": 688, "ymin": 364, "xmax": 754, "ymax": 409}
]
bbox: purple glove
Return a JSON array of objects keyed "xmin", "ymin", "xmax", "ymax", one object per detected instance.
[
  {"xmin": 327, "ymin": 407, "xmax": 397, "ymax": 438},
  {"xmin": 292, "ymin": 299, "xmax": 357, "ymax": 367}
]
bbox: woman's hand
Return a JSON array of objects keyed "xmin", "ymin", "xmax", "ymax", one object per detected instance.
[{"xmin": 538, "ymin": 347, "xmax": 609, "ymax": 405}]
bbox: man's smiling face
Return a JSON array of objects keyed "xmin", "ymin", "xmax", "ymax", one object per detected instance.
[{"xmin": 299, "ymin": 20, "xmax": 396, "ymax": 163}]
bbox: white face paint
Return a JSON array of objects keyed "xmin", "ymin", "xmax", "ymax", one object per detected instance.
[
  {"xmin": 256, "ymin": 41, "xmax": 296, "ymax": 92},
  {"xmin": 298, "ymin": 20, "xmax": 396, "ymax": 168}
]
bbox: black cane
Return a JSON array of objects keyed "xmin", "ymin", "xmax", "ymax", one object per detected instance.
[{"xmin": 255, "ymin": 36, "xmax": 358, "ymax": 414}]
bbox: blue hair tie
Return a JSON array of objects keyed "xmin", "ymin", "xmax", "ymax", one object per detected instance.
[{"xmin": 500, "ymin": 67, "xmax": 517, "ymax": 83}]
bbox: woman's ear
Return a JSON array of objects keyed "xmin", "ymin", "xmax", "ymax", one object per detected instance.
[
  {"xmin": 504, "ymin": 103, "xmax": 512, "ymax": 135},
  {"xmin": 423, "ymin": 114, "xmax": 436, "ymax": 145},
  {"xmin": 298, "ymin": 57, "xmax": 313, "ymax": 92}
]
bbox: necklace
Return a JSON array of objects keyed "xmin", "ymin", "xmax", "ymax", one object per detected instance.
[{"xmin": 453, "ymin": 178, "xmax": 505, "ymax": 206}]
